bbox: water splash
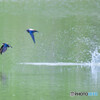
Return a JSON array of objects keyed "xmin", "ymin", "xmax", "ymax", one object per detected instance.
[
  {"xmin": 90, "ymin": 47, "xmax": 100, "ymax": 83},
  {"xmin": 91, "ymin": 47, "xmax": 100, "ymax": 73},
  {"xmin": 91, "ymin": 47, "xmax": 100, "ymax": 63}
]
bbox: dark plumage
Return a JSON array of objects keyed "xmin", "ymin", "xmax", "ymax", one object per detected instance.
[
  {"xmin": 0, "ymin": 43, "xmax": 12, "ymax": 54},
  {"xmin": 27, "ymin": 28, "xmax": 38, "ymax": 43}
]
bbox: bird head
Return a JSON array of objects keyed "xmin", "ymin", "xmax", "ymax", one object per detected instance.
[{"xmin": 27, "ymin": 28, "xmax": 38, "ymax": 33}]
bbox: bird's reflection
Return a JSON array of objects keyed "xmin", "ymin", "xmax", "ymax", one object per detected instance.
[{"xmin": 0, "ymin": 72, "xmax": 7, "ymax": 86}]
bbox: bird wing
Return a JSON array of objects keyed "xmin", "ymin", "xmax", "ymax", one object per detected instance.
[
  {"xmin": 0, "ymin": 48, "xmax": 2, "ymax": 54},
  {"xmin": 30, "ymin": 32, "xmax": 35, "ymax": 43},
  {"xmin": 0, "ymin": 45, "xmax": 4, "ymax": 54},
  {"xmin": 2, "ymin": 46, "xmax": 7, "ymax": 53}
]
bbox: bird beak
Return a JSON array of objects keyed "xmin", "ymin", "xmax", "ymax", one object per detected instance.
[{"xmin": 34, "ymin": 30, "xmax": 38, "ymax": 32}]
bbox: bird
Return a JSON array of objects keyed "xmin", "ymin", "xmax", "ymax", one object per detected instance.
[
  {"xmin": 0, "ymin": 43, "xmax": 12, "ymax": 54},
  {"xmin": 26, "ymin": 28, "xmax": 38, "ymax": 43}
]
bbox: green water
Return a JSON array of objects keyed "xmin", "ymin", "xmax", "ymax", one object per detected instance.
[{"xmin": 0, "ymin": 0, "xmax": 100, "ymax": 100}]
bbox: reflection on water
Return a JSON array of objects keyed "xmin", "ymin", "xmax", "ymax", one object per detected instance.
[
  {"xmin": 0, "ymin": 63, "xmax": 100, "ymax": 100},
  {"xmin": 0, "ymin": 64, "xmax": 99, "ymax": 100},
  {"xmin": 0, "ymin": 72, "xmax": 7, "ymax": 85}
]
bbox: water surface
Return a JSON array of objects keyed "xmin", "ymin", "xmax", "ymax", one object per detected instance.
[{"xmin": 0, "ymin": 0, "xmax": 100, "ymax": 100}]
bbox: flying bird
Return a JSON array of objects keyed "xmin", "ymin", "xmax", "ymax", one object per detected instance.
[
  {"xmin": 26, "ymin": 28, "xmax": 38, "ymax": 43},
  {"xmin": 0, "ymin": 43, "xmax": 12, "ymax": 54}
]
